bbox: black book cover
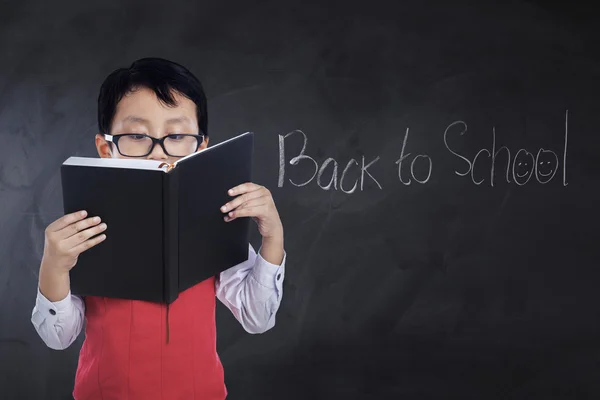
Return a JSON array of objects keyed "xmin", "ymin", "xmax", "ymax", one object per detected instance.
[
  {"xmin": 60, "ymin": 132, "xmax": 254, "ymax": 303},
  {"xmin": 177, "ymin": 132, "xmax": 253, "ymax": 292}
]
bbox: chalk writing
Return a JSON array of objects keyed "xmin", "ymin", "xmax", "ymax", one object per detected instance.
[
  {"xmin": 534, "ymin": 149, "xmax": 559, "ymax": 184},
  {"xmin": 396, "ymin": 128, "xmax": 433, "ymax": 185},
  {"xmin": 512, "ymin": 149, "xmax": 535, "ymax": 185},
  {"xmin": 278, "ymin": 130, "xmax": 382, "ymax": 192},
  {"xmin": 317, "ymin": 158, "xmax": 338, "ymax": 190},
  {"xmin": 563, "ymin": 110, "xmax": 569, "ymax": 186},
  {"xmin": 340, "ymin": 159, "xmax": 359, "ymax": 194},
  {"xmin": 278, "ymin": 130, "xmax": 317, "ymax": 187},
  {"xmin": 443, "ymin": 110, "xmax": 568, "ymax": 186},
  {"xmin": 277, "ymin": 110, "xmax": 570, "ymax": 192}
]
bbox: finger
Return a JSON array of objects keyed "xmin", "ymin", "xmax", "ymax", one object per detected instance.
[
  {"xmin": 228, "ymin": 182, "xmax": 261, "ymax": 197},
  {"xmin": 47, "ymin": 210, "xmax": 88, "ymax": 233},
  {"xmin": 221, "ymin": 190, "xmax": 269, "ymax": 213},
  {"xmin": 64, "ymin": 222, "xmax": 108, "ymax": 248},
  {"xmin": 225, "ymin": 199, "xmax": 269, "ymax": 221},
  {"xmin": 58, "ymin": 216, "xmax": 103, "ymax": 240},
  {"xmin": 69, "ymin": 233, "xmax": 107, "ymax": 256}
]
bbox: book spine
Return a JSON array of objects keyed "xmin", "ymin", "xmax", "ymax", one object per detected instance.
[{"xmin": 163, "ymin": 170, "xmax": 180, "ymax": 304}]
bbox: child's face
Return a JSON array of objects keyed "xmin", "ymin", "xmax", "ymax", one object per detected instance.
[{"xmin": 95, "ymin": 86, "xmax": 208, "ymax": 164}]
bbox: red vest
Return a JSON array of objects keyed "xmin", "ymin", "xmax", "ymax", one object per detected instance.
[{"xmin": 73, "ymin": 277, "xmax": 227, "ymax": 400}]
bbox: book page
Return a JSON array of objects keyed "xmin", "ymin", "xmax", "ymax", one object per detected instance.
[
  {"xmin": 173, "ymin": 131, "xmax": 253, "ymax": 167},
  {"xmin": 63, "ymin": 157, "xmax": 167, "ymax": 171}
]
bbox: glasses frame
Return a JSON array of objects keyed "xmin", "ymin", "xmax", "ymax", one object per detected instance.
[{"xmin": 103, "ymin": 133, "xmax": 205, "ymax": 157}]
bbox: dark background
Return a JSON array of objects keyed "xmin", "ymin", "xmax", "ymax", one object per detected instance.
[{"xmin": 1, "ymin": 0, "xmax": 599, "ymax": 398}]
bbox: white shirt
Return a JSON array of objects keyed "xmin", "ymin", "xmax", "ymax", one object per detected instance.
[{"xmin": 31, "ymin": 243, "xmax": 285, "ymax": 350}]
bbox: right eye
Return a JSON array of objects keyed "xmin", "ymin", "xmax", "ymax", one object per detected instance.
[{"xmin": 129, "ymin": 134, "xmax": 147, "ymax": 141}]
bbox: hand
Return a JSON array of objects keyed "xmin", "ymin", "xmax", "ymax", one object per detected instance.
[
  {"xmin": 221, "ymin": 183, "xmax": 283, "ymax": 240},
  {"xmin": 41, "ymin": 210, "xmax": 107, "ymax": 274}
]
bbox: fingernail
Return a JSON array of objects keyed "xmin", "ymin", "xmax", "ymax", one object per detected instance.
[
  {"xmin": 100, "ymin": 234, "xmax": 106, "ymax": 240},
  {"xmin": 94, "ymin": 217, "xmax": 101, "ymax": 223},
  {"xmin": 228, "ymin": 212, "xmax": 233, "ymax": 217},
  {"xmin": 228, "ymin": 189, "xmax": 234, "ymax": 195},
  {"xmin": 81, "ymin": 211, "xmax": 87, "ymax": 217},
  {"xmin": 221, "ymin": 205, "xmax": 227, "ymax": 212},
  {"xmin": 100, "ymin": 223, "xmax": 107, "ymax": 229}
]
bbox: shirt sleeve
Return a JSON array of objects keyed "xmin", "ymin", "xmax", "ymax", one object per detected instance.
[
  {"xmin": 215, "ymin": 243, "xmax": 286, "ymax": 334},
  {"xmin": 31, "ymin": 288, "xmax": 85, "ymax": 350}
]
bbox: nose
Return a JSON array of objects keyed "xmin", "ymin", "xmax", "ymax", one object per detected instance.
[{"xmin": 147, "ymin": 141, "xmax": 168, "ymax": 160}]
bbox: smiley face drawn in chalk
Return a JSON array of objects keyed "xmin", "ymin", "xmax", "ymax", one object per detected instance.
[
  {"xmin": 512, "ymin": 149, "xmax": 534, "ymax": 185},
  {"xmin": 534, "ymin": 148, "xmax": 559, "ymax": 184},
  {"xmin": 516, "ymin": 161, "xmax": 530, "ymax": 178}
]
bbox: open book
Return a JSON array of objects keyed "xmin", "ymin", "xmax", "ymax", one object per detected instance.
[{"xmin": 60, "ymin": 132, "xmax": 254, "ymax": 304}]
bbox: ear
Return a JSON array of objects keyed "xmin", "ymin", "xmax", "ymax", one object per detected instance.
[
  {"xmin": 95, "ymin": 133, "xmax": 113, "ymax": 158},
  {"xmin": 197, "ymin": 136, "xmax": 209, "ymax": 152}
]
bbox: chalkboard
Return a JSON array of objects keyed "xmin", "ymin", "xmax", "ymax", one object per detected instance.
[{"xmin": 1, "ymin": 0, "xmax": 599, "ymax": 399}]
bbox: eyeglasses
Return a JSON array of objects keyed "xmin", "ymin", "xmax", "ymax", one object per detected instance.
[{"xmin": 103, "ymin": 133, "xmax": 205, "ymax": 157}]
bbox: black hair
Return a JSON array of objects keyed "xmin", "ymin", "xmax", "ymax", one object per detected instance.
[{"xmin": 97, "ymin": 57, "xmax": 208, "ymax": 136}]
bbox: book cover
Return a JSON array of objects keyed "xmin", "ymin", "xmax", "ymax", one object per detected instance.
[{"xmin": 60, "ymin": 132, "xmax": 254, "ymax": 303}]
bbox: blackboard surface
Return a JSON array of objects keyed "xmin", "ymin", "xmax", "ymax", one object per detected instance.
[{"xmin": 1, "ymin": 0, "xmax": 599, "ymax": 399}]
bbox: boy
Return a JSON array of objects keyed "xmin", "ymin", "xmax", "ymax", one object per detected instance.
[{"xmin": 30, "ymin": 58, "xmax": 286, "ymax": 399}]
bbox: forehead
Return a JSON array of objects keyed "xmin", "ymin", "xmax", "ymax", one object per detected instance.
[{"xmin": 113, "ymin": 87, "xmax": 197, "ymax": 123}]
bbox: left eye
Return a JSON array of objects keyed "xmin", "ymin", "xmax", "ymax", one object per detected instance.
[{"xmin": 168, "ymin": 135, "xmax": 186, "ymax": 141}]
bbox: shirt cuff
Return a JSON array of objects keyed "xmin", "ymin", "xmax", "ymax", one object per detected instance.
[
  {"xmin": 251, "ymin": 248, "xmax": 286, "ymax": 292},
  {"xmin": 36, "ymin": 288, "xmax": 73, "ymax": 318}
]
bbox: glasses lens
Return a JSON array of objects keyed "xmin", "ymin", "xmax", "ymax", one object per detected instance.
[
  {"xmin": 118, "ymin": 135, "xmax": 154, "ymax": 156},
  {"xmin": 164, "ymin": 135, "xmax": 200, "ymax": 157}
]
